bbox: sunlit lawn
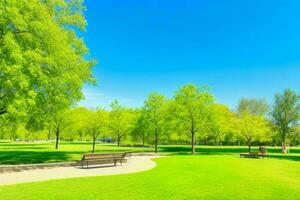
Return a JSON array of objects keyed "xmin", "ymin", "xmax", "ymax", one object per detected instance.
[
  {"xmin": 1, "ymin": 155, "xmax": 300, "ymax": 200},
  {"xmin": 0, "ymin": 141, "xmax": 154, "ymax": 164},
  {"xmin": 0, "ymin": 141, "xmax": 300, "ymax": 164}
]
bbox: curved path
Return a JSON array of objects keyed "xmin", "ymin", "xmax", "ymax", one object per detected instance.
[{"xmin": 0, "ymin": 156, "xmax": 158, "ymax": 186}]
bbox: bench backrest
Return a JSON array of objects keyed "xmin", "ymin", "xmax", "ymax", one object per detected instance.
[
  {"xmin": 81, "ymin": 152, "xmax": 127, "ymax": 161},
  {"xmin": 259, "ymin": 146, "xmax": 267, "ymax": 154}
]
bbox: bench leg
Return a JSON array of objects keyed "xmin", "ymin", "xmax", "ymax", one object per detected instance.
[{"xmin": 114, "ymin": 160, "xmax": 117, "ymax": 166}]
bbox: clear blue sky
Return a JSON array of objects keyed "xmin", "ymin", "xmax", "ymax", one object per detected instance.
[{"xmin": 79, "ymin": 0, "xmax": 300, "ymax": 109}]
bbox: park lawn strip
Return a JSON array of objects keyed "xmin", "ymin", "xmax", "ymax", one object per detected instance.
[
  {"xmin": 0, "ymin": 142, "xmax": 153, "ymax": 164},
  {"xmin": 0, "ymin": 155, "xmax": 300, "ymax": 200},
  {"xmin": 0, "ymin": 142, "xmax": 300, "ymax": 164}
]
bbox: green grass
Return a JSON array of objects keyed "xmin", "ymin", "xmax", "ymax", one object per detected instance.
[
  {"xmin": 1, "ymin": 141, "xmax": 300, "ymax": 164},
  {"xmin": 0, "ymin": 141, "xmax": 154, "ymax": 164},
  {"xmin": 1, "ymin": 155, "xmax": 300, "ymax": 200}
]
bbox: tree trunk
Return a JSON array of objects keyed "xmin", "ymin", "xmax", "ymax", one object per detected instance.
[
  {"xmin": 154, "ymin": 128, "xmax": 158, "ymax": 153},
  {"xmin": 248, "ymin": 143, "xmax": 251, "ymax": 153},
  {"xmin": 48, "ymin": 125, "xmax": 52, "ymax": 140},
  {"xmin": 79, "ymin": 131, "xmax": 83, "ymax": 141},
  {"xmin": 142, "ymin": 132, "xmax": 145, "ymax": 147},
  {"xmin": 191, "ymin": 131, "xmax": 195, "ymax": 154},
  {"xmin": 282, "ymin": 142, "xmax": 287, "ymax": 154},
  {"xmin": 117, "ymin": 136, "xmax": 121, "ymax": 147},
  {"xmin": 55, "ymin": 129, "xmax": 59, "ymax": 149},
  {"xmin": 282, "ymin": 134, "xmax": 287, "ymax": 154},
  {"xmin": 92, "ymin": 138, "xmax": 96, "ymax": 153},
  {"xmin": 11, "ymin": 125, "xmax": 17, "ymax": 141}
]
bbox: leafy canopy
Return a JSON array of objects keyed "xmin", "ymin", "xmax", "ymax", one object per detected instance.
[{"xmin": 0, "ymin": 0, "xmax": 95, "ymax": 125}]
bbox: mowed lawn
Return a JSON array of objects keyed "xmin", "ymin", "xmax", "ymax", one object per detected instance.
[
  {"xmin": 1, "ymin": 155, "xmax": 300, "ymax": 200},
  {"xmin": 0, "ymin": 141, "xmax": 154, "ymax": 164},
  {"xmin": 1, "ymin": 141, "xmax": 300, "ymax": 164}
]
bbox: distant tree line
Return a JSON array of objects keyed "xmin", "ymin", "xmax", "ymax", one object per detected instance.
[{"xmin": 1, "ymin": 83, "xmax": 300, "ymax": 154}]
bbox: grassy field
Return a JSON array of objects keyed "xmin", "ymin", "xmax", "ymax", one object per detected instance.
[
  {"xmin": 1, "ymin": 141, "xmax": 300, "ymax": 164},
  {"xmin": 0, "ymin": 141, "xmax": 153, "ymax": 164},
  {"xmin": 1, "ymin": 155, "xmax": 300, "ymax": 200}
]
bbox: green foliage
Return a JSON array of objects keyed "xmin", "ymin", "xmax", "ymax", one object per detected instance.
[
  {"xmin": 0, "ymin": 0, "xmax": 95, "ymax": 126},
  {"xmin": 1, "ymin": 82, "xmax": 300, "ymax": 150},
  {"xmin": 130, "ymin": 109, "xmax": 149, "ymax": 146},
  {"xmin": 174, "ymin": 84, "xmax": 214, "ymax": 153},
  {"xmin": 142, "ymin": 93, "xmax": 168, "ymax": 152},
  {"xmin": 272, "ymin": 89, "xmax": 300, "ymax": 144},
  {"xmin": 237, "ymin": 110, "xmax": 271, "ymax": 152},
  {"xmin": 67, "ymin": 107, "xmax": 91, "ymax": 140},
  {"xmin": 208, "ymin": 104, "xmax": 236, "ymax": 145},
  {"xmin": 109, "ymin": 100, "xmax": 134, "ymax": 146},
  {"xmin": 237, "ymin": 98, "xmax": 269, "ymax": 116},
  {"xmin": 84, "ymin": 109, "xmax": 109, "ymax": 152}
]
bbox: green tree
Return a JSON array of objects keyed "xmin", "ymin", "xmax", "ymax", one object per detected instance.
[
  {"xmin": 237, "ymin": 111, "xmax": 270, "ymax": 153},
  {"xmin": 51, "ymin": 110, "xmax": 71, "ymax": 149},
  {"xmin": 85, "ymin": 109, "xmax": 108, "ymax": 153},
  {"xmin": 290, "ymin": 125, "xmax": 300, "ymax": 146},
  {"xmin": 237, "ymin": 98, "xmax": 269, "ymax": 116},
  {"xmin": 271, "ymin": 89, "xmax": 300, "ymax": 153},
  {"xmin": 69, "ymin": 107, "xmax": 91, "ymax": 141},
  {"xmin": 109, "ymin": 101, "xmax": 133, "ymax": 147},
  {"xmin": 0, "ymin": 0, "xmax": 95, "ymax": 126},
  {"xmin": 174, "ymin": 84, "xmax": 214, "ymax": 154},
  {"xmin": 131, "ymin": 109, "xmax": 148, "ymax": 147},
  {"xmin": 143, "ymin": 93, "xmax": 167, "ymax": 153},
  {"xmin": 208, "ymin": 104, "xmax": 235, "ymax": 145}
]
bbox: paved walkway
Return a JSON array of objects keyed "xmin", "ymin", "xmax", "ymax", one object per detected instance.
[{"xmin": 0, "ymin": 156, "xmax": 158, "ymax": 186}]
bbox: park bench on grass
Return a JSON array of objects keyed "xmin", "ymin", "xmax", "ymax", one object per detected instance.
[
  {"xmin": 240, "ymin": 152, "xmax": 260, "ymax": 158},
  {"xmin": 240, "ymin": 150, "xmax": 268, "ymax": 159},
  {"xmin": 76, "ymin": 152, "xmax": 130, "ymax": 168},
  {"xmin": 240, "ymin": 146, "xmax": 268, "ymax": 159}
]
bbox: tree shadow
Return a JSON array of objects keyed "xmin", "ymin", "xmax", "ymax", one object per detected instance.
[
  {"xmin": 267, "ymin": 154, "xmax": 300, "ymax": 162},
  {"xmin": 0, "ymin": 151, "xmax": 78, "ymax": 165},
  {"xmin": 159, "ymin": 146, "xmax": 249, "ymax": 154},
  {"xmin": 158, "ymin": 146, "xmax": 300, "ymax": 162}
]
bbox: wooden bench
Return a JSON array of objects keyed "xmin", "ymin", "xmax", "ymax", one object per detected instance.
[
  {"xmin": 240, "ymin": 152, "xmax": 268, "ymax": 158},
  {"xmin": 76, "ymin": 152, "xmax": 130, "ymax": 168}
]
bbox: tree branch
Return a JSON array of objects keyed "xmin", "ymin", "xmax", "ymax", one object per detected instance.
[{"xmin": 0, "ymin": 107, "xmax": 7, "ymax": 115}]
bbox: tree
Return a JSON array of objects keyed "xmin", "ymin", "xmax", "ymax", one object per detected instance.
[
  {"xmin": 174, "ymin": 84, "xmax": 214, "ymax": 154},
  {"xmin": 290, "ymin": 125, "xmax": 300, "ymax": 146},
  {"xmin": 109, "ymin": 101, "xmax": 133, "ymax": 147},
  {"xmin": 51, "ymin": 110, "xmax": 71, "ymax": 149},
  {"xmin": 271, "ymin": 89, "xmax": 300, "ymax": 153},
  {"xmin": 237, "ymin": 98, "xmax": 269, "ymax": 116},
  {"xmin": 208, "ymin": 104, "xmax": 235, "ymax": 145},
  {"xmin": 143, "ymin": 93, "xmax": 167, "ymax": 153},
  {"xmin": 69, "ymin": 107, "xmax": 91, "ymax": 141},
  {"xmin": 131, "ymin": 109, "xmax": 148, "ymax": 146},
  {"xmin": 0, "ymin": 0, "xmax": 95, "ymax": 126},
  {"xmin": 237, "ymin": 111, "xmax": 270, "ymax": 153},
  {"xmin": 85, "ymin": 109, "xmax": 108, "ymax": 153}
]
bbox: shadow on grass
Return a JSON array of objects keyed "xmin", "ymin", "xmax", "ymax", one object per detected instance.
[
  {"xmin": 0, "ymin": 151, "xmax": 78, "ymax": 165},
  {"xmin": 1, "ymin": 144, "xmax": 299, "ymax": 165},
  {"xmin": 158, "ymin": 146, "xmax": 300, "ymax": 162},
  {"xmin": 159, "ymin": 146, "xmax": 249, "ymax": 155},
  {"xmin": 0, "ymin": 149, "xmax": 149, "ymax": 165},
  {"xmin": 267, "ymin": 154, "xmax": 300, "ymax": 162}
]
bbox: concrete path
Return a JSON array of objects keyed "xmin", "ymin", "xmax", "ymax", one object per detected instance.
[{"xmin": 0, "ymin": 156, "xmax": 158, "ymax": 186}]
